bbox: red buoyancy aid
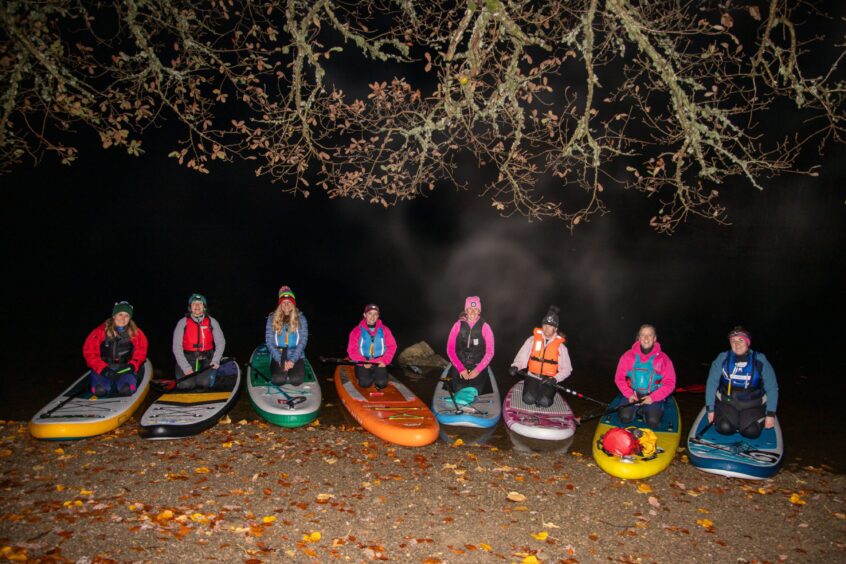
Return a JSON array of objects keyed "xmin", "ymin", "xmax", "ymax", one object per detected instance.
[
  {"xmin": 527, "ymin": 328, "xmax": 566, "ymax": 378},
  {"xmin": 182, "ymin": 316, "xmax": 214, "ymax": 352}
]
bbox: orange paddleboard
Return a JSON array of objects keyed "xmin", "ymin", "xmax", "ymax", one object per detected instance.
[{"xmin": 334, "ymin": 364, "xmax": 438, "ymax": 447}]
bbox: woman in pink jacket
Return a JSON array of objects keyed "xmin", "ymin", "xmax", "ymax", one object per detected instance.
[
  {"xmin": 346, "ymin": 304, "xmax": 397, "ymax": 389},
  {"xmin": 613, "ymin": 324, "xmax": 676, "ymax": 429},
  {"xmin": 445, "ymin": 296, "xmax": 495, "ymax": 397}
]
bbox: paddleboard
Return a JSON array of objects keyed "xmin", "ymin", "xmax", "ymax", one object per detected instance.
[
  {"xmin": 30, "ymin": 360, "xmax": 153, "ymax": 440},
  {"xmin": 502, "ymin": 380, "xmax": 577, "ymax": 441},
  {"xmin": 432, "ymin": 365, "xmax": 501, "ymax": 428},
  {"xmin": 335, "ymin": 364, "xmax": 438, "ymax": 447},
  {"xmin": 592, "ymin": 394, "xmax": 680, "ymax": 479},
  {"xmin": 686, "ymin": 406, "xmax": 783, "ymax": 479},
  {"xmin": 247, "ymin": 345, "xmax": 321, "ymax": 428},
  {"xmin": 139, "ymin": 359, "xmax": 241, "ymax": 439}
]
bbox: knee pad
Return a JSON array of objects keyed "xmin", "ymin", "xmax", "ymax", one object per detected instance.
[
  {"xmin": 92, "ymin": 385, "xmax": 108, "ymax": 397},
  {"xmin": 739, "ymin": 421, "xmax": 763, "ymax": 439},
  {"xmin": 716, "ymin": 418, "xmax": 736, "ymax": 435},
  {"xmin": 117, "ymin": 384, "xmax": 132, "ymax": 396},
  {"xmin": 536, "ymin": 395, "xmax": 554, "ymax": 408}
]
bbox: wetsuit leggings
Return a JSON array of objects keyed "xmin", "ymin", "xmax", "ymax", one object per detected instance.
[
  {"xmin": 522, "ymin": 374, "xmax": 557, "ymax": 408},
  {"xmin": 715, "ymin": 398, "xmax": 765, "ymax": 439},
  {"xmin": 271, "ymin": 355, "xmax": 305, "ymax": 386},
  {"xmin": 355, "ymin": 364, "xmax": 388, "ymax": 388},
  {"xmin": 447, "ymin": 365, "xmax": 488, "ymax": 394},
  {"xmin": 618, "ymin": 399, "xmax": 665, "ymax": 429}
]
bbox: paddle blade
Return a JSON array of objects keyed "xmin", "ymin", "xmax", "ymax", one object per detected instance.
[
  {"xmin": 675, "ymin": 384, "xmax": 706, "ymax": 393},
  {"xmin": 150, "ymin": 379, "xmax": 177, "ymax": 392}
]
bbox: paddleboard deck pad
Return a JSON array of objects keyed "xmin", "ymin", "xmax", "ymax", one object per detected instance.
[
  {"xmin": 247, "ymin": 345, "xmax": 321, "ymax": 428},
  {"xmin": 687, "ymin": 406, "xmax": 783, "ymax": 479},
  {"xmin": 139, "ymin": 359, "xmax": 241, "ymax": 439},
  {"xmin": 30, "ymin": 360, "xmax": 153, "ymax": 440},
  {"xmin": 503, "ymin": 380, "xmax": 576, "ymax": 441},
  {"xmin": 432, "ymin": 366, "xmax": 501, "ymax": 428},
  {"xmin": 592, "ymin": 394, "xmax": 680, "ymax": 479},
  {"xmin": 335, "ymin": 364, "xmax": 438, "ymax": 447}
]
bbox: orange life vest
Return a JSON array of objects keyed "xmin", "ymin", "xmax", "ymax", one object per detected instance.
[{"xmin": 527, "ymin": 328, "xmax": 565, "ymax": 378}]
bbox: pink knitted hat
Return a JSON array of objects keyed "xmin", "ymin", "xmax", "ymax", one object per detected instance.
[{"xmin": 464, "ymin": 296, "xmax": 481, "ymax": 311}]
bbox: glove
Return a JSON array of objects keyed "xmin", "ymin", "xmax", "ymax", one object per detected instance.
[
  {"xmin": 508, "ymin": 366, "xmax": 519, "ymax": 377},
  {"xmin": 101, "ymin": 367, "xmax": 118, "ymax": 381}
]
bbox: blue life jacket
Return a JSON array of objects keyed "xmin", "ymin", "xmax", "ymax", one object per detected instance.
[
  {"xmin": 359, "ymin": 325, "xmax": 386, "ymax": 360},
  {"xmin": 720, "ymin": 351, "xmax": 762, "ymax": 391},
  {"xmin": 274, "ymin": 324, "xmax": 300, "ymax": 350},
  {"xmin": 627, "ymin": 353, "xmax": 662, "ymax": 395}
]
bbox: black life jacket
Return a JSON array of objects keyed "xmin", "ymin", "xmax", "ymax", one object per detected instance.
[
  {"xmin": 100, "ymin": 330, "xmax": 134, "ymax": 369},
  {"xmin": 456, "ymin": 318, "xmax": 486, "ymax": 369}
]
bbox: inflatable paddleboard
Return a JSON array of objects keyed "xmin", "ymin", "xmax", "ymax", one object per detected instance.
[
  {"xmin": 503, "ymin": 380, "xmax": 577, "ymax": 441},
  {"xmin": 432, "ymin": 365, "xmax": 501, "ymax": 428},
  {"xmin": 247, "ymin": 345, "xmax": 321, "ymax": 428},
  {"xmin": 30, "ymin": 360, "xmax": 153, "ymax": 440},
  {"xmin": 686, "ymin": 406, "xmax": 783, "ymax": 479},
  {"xmin": 139, "ymin": 359, "xmax": 241, "ymax": 439},
  {"xmin": 335, "ymin": 364, "xmax": 438, "ymax": 447},
  {"xmin": 592, "ymin": 394, "xmax": 680, "ymax": 479}
]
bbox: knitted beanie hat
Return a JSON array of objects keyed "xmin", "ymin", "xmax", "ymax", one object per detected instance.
[
  {"xmin": 188, "ymin": 293, "xmax": 207, "ymax": 308},
  {"xmin": 112, "ymin": 301, "xmax": 134, "ymax": 318},
  {"xmin": 542, "ymin": 305, "xmax": 560, "ymax": 328},
  {"xmin": 464, "ymin": 296, "xmax": 482, "ymax": 312},
  {"xmin": 278, "ymin": 285, "xmax": 296, "ymax": 306}
]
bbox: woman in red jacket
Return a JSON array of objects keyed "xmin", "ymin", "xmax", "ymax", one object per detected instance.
[{"xmin": 82, "ymin": 301, "xmax": 148, "ymax": 396}]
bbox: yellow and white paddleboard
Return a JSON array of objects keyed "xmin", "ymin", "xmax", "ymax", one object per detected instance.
[{"xmin": 30, "ymin": 360, "xmax": 152, "ymax": 440}]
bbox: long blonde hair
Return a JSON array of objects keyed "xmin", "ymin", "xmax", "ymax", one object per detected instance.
[
  {"xmin": 271, "ymin": 303, "xmax": 300, "ymax": 334},
  {"xmin": 104, "ymin": 318, "xmax": 138, "ymax": 339}
]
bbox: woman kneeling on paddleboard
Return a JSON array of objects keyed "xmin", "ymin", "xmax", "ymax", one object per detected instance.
[
  {"xmin": 613, "ymin": 324, "xmax": 676, "ymax": 429},
  {"xmin": 444, "ymin": 296, "xmax": 495, "ymax": 404},
  {"xmin": 509, "ymin": 306, "xmax": 573, "ymax": 407},
  {"xmin": 346, "ymin": 304, "xmax": 397, "ymax": 389},
  {"xmin": 265, "ymin": 285, "xmax": 309, "ymax": 386},
  {"xmin": 171, "ymin": 293, "xmax": 227, "ymax": 390},
  {"xmin": 82, "ymin": 301, "xmax": 148, "ymax": 397},
  {"xmin": 705, "ymin": 327, "xmax": 779, "ymax": 439}
]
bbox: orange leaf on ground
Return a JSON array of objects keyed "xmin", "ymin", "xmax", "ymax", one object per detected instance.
[
  {"xmin": 531, "ymin": 531, "xmax": 548, "ymax": 540},
  {"xmin": 506, "ymin": 491, "xmax": 527, "ymax": 502},
  {"xmin": 696, "ymin": 518, "xmax": 714, "ymax": 530},
  {"xmin": 636, "ymin": 483, "xmax": 653, "ymax": 494},
  {"xmin": 195, "ymin": 467, "xmax": 210, "ymax": 473},
  {"xmin": 789, "ymin": 493, "xmax": 806, "ymax": 505}
]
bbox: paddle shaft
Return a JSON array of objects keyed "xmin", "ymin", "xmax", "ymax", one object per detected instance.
[
  {"xmin": 247, "ymin": 362, "xmax": 301, "ymax": 404},
  {"xmin": 151, "ymin": 362, "xmax": 221, "ymax": 391}
]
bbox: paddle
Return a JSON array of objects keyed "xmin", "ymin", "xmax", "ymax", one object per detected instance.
[
  {"xmin": 438, "ymin": 373, "xmax": 488, "ymax": 416},
  {"xmin": 39, "ymin": 378, "xmax": 91, "ymax": 419},
  {"xmin": 574, "ymin": 383, "xmax": 707, "ymax": 424},
  {"xmin": 247, "ymin": 362, "xmax": 307, "ymax": 408},
  {"xmin": 319, "ymin": 356, "xmax": 423, "ymax": 375},
  {"xmin": 151, "ymin": 362, "xmax": 224, "ymax": 393}
]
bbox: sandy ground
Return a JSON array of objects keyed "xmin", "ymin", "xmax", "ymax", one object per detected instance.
[{"xmin": 0, "ymin": 417, "xmax": 843, "ymax": 564}]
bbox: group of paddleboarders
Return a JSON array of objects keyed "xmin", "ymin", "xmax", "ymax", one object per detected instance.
[{"xmin": 82, "ymin": 287, "xmax": 778, "ymax": 441}]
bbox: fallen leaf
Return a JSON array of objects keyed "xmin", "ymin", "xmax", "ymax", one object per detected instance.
[
  {"xmin": 452, "ymin": 438, "xmax": 464, "ymax": 447},
  {"xmin": 79, "ymin": 489, "xmax": 94, "ymax": 495},
  {"xmin": 789, "ymin": 493, "xmax": 806, "ymax": 505},
  {"xmin": 506, "ymin": 491, "xmax": 527, "ymax": 502},
  {"xmin": 218, "ymin": 414, "xmax": 231, "ymax": 424},
  {"xmin": 531, "ymin": 531, "xmax": 548, "ymax": 540},
  {"xmin": 648, "ymin": 496, "xmax": 660, "ymax": 508},
  {"xmin": 302, "ymin": 531, "xmax": 321, "ymax": 542},
  {"xmin": 316, "ymin": 493, "xmax": 335, "ymax": 503},
  {"xmin": 696, "ymin": 518, "xmax": 714, "ymax": 530},
  {"xmin": 156, "ymin": 509, "xmax": 174, "ymax": 522},
  {"xmin": 697, "ymin": 508, "xmax": 710, "ymax": 514},
  {"xmin": 195, "ymin": 467, "xmax": 210, "ymax": 474},
  {"xmin": 55, "ymin": 484, "xmax": 65, "ymax": 492},
  {"xmin": 637, "ymin": 483, "xmax": 653, "ymax": 494},
  {"xmin": 54, "ymin": 448, "xmax": 65, "ymax": 455},
  {"xmin": 542, "ymin": 521, "xmax": 560, "ymax": 529},
  {"xmin": 479, "ymin": 543, "xmax": 492, "ymax": 551},
  {"xmin": 222, "ymin": 442, "xmax": 233, "ymax": 448},
  {"xmin": 522, "ymin": 555, "xmax": 539, "ymax": 564},
  {"xmin": 262, "ymin": 515, "xmax": 277, "ymax": 524}
]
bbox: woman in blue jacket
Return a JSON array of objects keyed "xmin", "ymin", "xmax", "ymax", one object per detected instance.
[{"xmin": 265, "ymin": 285, "xmax": 309, "ymax": 385}]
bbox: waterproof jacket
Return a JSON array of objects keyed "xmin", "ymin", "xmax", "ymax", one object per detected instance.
[
  {"xmin": 614, "ymin": 341, "xmax": 676, "ymax": 402},
  {"xmin": 705, "ymin": 350, "xmax": 778, "ymax": 415},
  {"xmin": 446, "ymin": 318, "xmax": 494, "ymax": 374},
  {"xmin": 265, "ymin": 312, "xmax": 309, "ymax": 364},
  {"xmin": 347, "ymin": 319, "xmax": 397, "ymax": 364},
  {"xmin": 83, "ymin": 323, "xmax": 148, "ymax": 374},
  {"xmin": 172, "ymin": 315, "xmax": 226, "ymax": 374}
]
